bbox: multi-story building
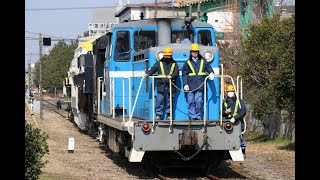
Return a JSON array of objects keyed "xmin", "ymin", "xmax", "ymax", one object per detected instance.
[{"xmin": 115, "ymin": 2, "xmax": 185, "ymax": 23}]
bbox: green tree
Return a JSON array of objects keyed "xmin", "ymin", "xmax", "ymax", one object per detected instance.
[
  {"xmin": 237, "ymin": 14, "xmax": 295, "ymax": 122},
  {"xmin": 34, "ymin": 40, "xmax": 78, "ymax": 92},
  {"xmin": 25, "ymin": 123, "xmax": 49, "ymax": 179},
  {"xmin": 83, "ymin": 30, "xmax": 89, "ymax": 37}
]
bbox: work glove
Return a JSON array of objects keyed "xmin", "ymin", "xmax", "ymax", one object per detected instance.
[
  {"xmin": 184, "ymin": 85, "xmax": 189, "ymax": 91},
  {"xmin": 225, "ymin": 108, "xmax": 231, "ymax": 114},
  {"xmin": 230, "ymin": 117, "xmax": 235, "ymax": 123},
  {"xmin": 144, "ymin": 74, "xmax": 149, "ymax": 78},
  {"xmin": 166, "ymin": 75, "xmax": 172, "ymax": 79},
  {"xmin": 209, "ymin": 72, "xmax": 214, "ymax": 80}
]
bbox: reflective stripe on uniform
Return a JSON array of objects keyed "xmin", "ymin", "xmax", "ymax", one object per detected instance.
[
  {"xmin": 169, "ymin": 63, "xmax": 176, "ymax": 75},
  {"xmin": 158, "ymin": 61, "xmax": 176, "ymax": 77},
  {"xmin": 187, "ymin": 59, "xmax": 206, "ymax": 76},
  {"xmin": 224, "ymin": 99, "xmax": 239, "ymax": 118},
  {"xmin": 158, "ymin": 61, "xmax": 165, "ymax": 77}
]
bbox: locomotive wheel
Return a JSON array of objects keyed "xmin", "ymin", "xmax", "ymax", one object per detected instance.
[
  {"xmin": 69, "ymin": 112, "xmax": 74, "ymax": 123},
  {"xmin": 87, "ymin": 121, "xmax": 97, "ymax": 138}
]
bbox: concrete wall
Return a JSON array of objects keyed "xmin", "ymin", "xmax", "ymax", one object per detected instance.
[
  {"xmin": 118, "ymin": 7, "xmax": 185, "ymax": 23},
  {"xmin": 245, "ymin": 104, "xmax": 295, "ymax": 142},
  {"xmin": 207, "ymin": 11, "xmax": 234, "ymax": 32}
]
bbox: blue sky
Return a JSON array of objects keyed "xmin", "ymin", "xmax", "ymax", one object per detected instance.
[{"xmin": 25, "ymin": 0, "xmax": 155, "ymax": 70}]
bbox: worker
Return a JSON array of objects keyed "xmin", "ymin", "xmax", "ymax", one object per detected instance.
[
  {"xmin": 56, "ymin": 100, "xmax": 62, "ymax": 109},
  {"xmin": 222, "ymin": 84, "xmax": 247, "ymax": 157},
  {"xmin": 144, "ymin": 47, "xmax": 179, "ymax": 120},
  {"xmin": 114, "ymin": 37, "xmax": 127, "ymax": 60},
  {"xmin": 182, "ymin": 43, "xmax": 215, "ymax": 120}
]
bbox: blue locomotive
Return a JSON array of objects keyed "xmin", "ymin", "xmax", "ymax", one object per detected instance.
[{"xmin": 67, "ymin": 17, "xmax": 246, "ymax": 174}]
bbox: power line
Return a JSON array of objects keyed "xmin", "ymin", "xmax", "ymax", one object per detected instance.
[
  {"xmin": 25, "ymin": 6, "xmax": 116, "ymax": 11},
  {"xmin": 25, "ymin": 30, "xmax": 75, "ymax": 39},
  {"xmin": 25, "ymin": 38, "xmax": 78, "ymax": 41}
]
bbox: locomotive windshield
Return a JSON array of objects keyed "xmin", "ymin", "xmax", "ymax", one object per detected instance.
[
  {"xmin": 171, "ymin": 30, "xmax": 194, "ymax": 44},
  {"xmin": 171, "ymin": 30, "xmax": 212, "ymax": 46},
  {"xmin": 197, "ymin": 30, "xmax": 213, "ymax": 46}
]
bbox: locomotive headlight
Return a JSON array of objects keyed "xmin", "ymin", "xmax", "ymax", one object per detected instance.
[
  {"xmin": 156, "ymin": 51, "xmax": 164, "ymax": 61},
  {"xmin": 203, "ymin": 50, "xmax": 214, "ymax": 62}
]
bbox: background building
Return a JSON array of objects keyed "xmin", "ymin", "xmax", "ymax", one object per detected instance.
[
  {"xmin": 89, "ymin": 6, "xmax": 122, "ymax": 36},
  {"xmin": 115, "ymin": 2, "xmax": 185, "ymax": 23}
]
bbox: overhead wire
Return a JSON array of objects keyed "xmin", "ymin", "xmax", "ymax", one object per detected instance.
[{"xmin": 25, "ymin": 6, "xmax": 117, "ymax": 11}]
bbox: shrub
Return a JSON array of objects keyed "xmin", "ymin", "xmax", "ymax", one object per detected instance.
[{"xmin": 25, "ymin": 123, "xmax": 49, "ymax": 180}]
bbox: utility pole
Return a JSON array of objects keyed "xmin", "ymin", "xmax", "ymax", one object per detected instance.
[
  {"xmin": 28, "ymin": 57, "xmax": 32, "ymax": 98},
  {"xmin": 197, "ymin": 0, "xmax": 201, "ymax": 20},
  {"xmin": 189, "ymin": 0, "xmax": 192, "ymax": 18},
  {"xmin": 39, "ymin": 33, "xmax": 43, "ymax": 119},
  {"xmin": 154, "ymin": 0, "xmax": 158, "ymax": 18}
]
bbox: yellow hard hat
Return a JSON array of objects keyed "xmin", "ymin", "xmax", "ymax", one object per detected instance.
[
  {"xmin": 226, "ymin": 85, "xmax": 235, "ymax": 92},
  {"xmin": 163, "ymin": 47, "xmax": 173, "ymax": 56},
  {"xmin": 190, "ymin": 43, "xmax": 200, "ymax": 51}
]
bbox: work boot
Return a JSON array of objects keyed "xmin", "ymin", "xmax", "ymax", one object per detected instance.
[
  {"xmin": 155, "ymin": 115, "xmax": 161, "ymax": 120},
  {"xmin": 166, "ymin": 114, "xmax": 171, "ymax": 120}
]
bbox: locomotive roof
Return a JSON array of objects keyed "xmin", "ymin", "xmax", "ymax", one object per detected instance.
[{"xmin": 112, "ymin": 18, "xmax": 213, "ymax": 29}]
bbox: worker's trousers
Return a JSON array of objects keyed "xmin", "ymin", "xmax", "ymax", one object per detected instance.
[
  {"xmin": 187, "ymin": 90, "xmax": 203, "ymax": 119},
  {"xmin": 155, "ymin": 87, "xmax": 174, "ymax": 116}
]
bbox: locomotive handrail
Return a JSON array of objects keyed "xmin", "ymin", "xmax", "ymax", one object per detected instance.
[
  {"xmin": 203, "ymin": 76, "xmax": 210, "ymax": 128},
  {"xmin": 129, "ymin": 76, "xmax": 146, "ymax": 136},
  {"xmin": 218, "ymin": 75, "xmax": 238, "ymax": 127},
  {"xmin": 110, "ymin": 77, "xmax": 132, "ymax": 123},
  {"xmin": 122, "ymin": 77, "xmax": 131, "ymax": 124},
  {"xmin": 112, "ymin": 78, "xmax": 115, "ymax": 119},
  {"xmin": 97, "ymin": 77, "xmax": 103, "ymax": 114},
  {"xmin": 237, "ymin": 76, "xmax": 246, "ymax": 135},
  {"xmin": 97, "ymin": 77, "xmax": 106, "ymax": 114},
  {"xmin": 170, "ymin": 73, "xmax": 217, "ymax": 127},
  {"xmin": 220, "ymin": 64, "xmax": 224, "ymax": 131}
]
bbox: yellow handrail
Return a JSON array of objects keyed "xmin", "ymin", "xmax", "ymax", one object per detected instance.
[{"xmin": 25, "ymin": 98, "xmax": 38, "ymax": 128}]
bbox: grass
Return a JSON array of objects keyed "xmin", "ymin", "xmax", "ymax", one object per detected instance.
[{"xmin": 245, "ymin": 131, "xmax": 295, "ymax": 151}]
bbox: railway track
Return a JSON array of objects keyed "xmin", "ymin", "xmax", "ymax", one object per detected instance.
[
  {"xmin": 150, "ymin": 166, "xmax": 222, "ymax": 180},
  {"xmin": 42, "ymin": 99, "xmax": 69, "ymax": 119},
  {"xmin": 40, "ymin": 97, "xmax": 224, "ymax": 180},
  {"xmin": 154, "ymin": 172, "xmax": 221, "ymax": 180}
]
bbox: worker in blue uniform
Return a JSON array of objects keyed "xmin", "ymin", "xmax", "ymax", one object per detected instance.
[
  {"xmin": 222, "ymin": 84, "xmax": 247, "ymax": 157},
  {"xmin": 144, "ymin": 47, "xmax": 179, "ymax": 120},
  {"xmin": 114, "ymin": 37, "xmax": 127, "ymax": 60},
  {"xmin": 182, "ymin": 43, "xmax": 215, "ymax": 120}
]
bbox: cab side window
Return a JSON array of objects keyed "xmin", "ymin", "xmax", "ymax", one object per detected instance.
[
  {"xmin": 114, "ymin": 31, "xmax": 130, "ymax": 61},
  {"xmin": 134, "ymin": 30, "xmax": 156, "ymax": 52}
]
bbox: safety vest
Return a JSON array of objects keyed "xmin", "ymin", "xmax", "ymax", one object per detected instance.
[
  {"xmin": 187, "ymin": 59, "xmax": 207, "ymax": 76},
  {"xmin": 158, "ymin": 61, "xmax": 176, "ymax": 77},
  {"xmin": 65, "ymin": 77, "xmax": 70, "ymax": 86},
  {"xmin": 224, "ymin": 99, "xmax": 239, "ymax": 118}
]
